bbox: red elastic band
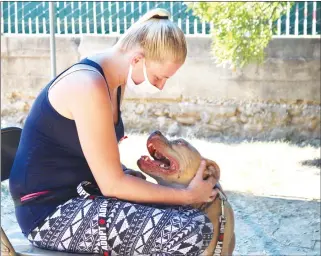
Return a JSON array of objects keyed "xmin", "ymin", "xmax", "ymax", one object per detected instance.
[
  {"xmin": 20, "ymin": 191, "xmax": 50, "ymax": 202},
  {"xmin": 119, "ymin": 135, "xmax": 128, "ymax": 142}
]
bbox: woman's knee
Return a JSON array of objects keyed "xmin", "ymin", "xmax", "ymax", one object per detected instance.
[
  {"xmin": 171, "ymin": 207, "xmax": 214, "ymax": 240},
  {"xmin": 167, "ymin": 215, "xmax": 213, "ymax": 254},
  {"xmin": 190, "ymin": 212, "xmax": 214, "ymax": 246},
  {"xmin": 166, "ymin": 211, "xmax": 214, "ymax": 254}
]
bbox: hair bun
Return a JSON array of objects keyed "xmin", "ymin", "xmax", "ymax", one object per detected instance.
[{"xmin": 116, "ymin": 7, "xmax": 186, "ymax": 64}]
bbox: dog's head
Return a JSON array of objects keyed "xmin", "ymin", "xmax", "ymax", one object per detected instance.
[{"xmin": 137, "ymin": 131, "xmax": 220, "ymax": 188}]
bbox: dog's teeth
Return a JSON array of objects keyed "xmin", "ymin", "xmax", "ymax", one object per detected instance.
[
  {"xmin": 155, "ymin": 152, "xmax": 162, "ymax": 159},
  {"xmin": 160, "ymin": 164, "xmax": 170, "ymax": 169}
]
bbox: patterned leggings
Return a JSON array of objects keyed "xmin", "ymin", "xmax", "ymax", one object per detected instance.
[{"xmin": 27, "ymin": 197, "xmax": 213, "ymax": 256}]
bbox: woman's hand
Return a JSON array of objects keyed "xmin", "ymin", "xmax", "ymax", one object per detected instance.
[
  {"xmin": 124, "ymin": 169, "xmax": 147, "ymax": 180},
  {"xmin": 186, "ymin": 160, "xmax": 219, "ymax": 204}
]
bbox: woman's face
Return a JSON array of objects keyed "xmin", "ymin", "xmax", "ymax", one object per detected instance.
[{"xmin": 132, "ymin": 59, "xmax": 183, "ymax": 90}]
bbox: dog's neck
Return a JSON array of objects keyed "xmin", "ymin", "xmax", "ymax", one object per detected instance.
[
  {"xmin": 194, "ymin": 194, "xmax": 220, "ymax": 212},
  {"xmin": 155, "ymin": 180, "xmax": 225, "ymax": 213},
  {"xmin": 155, "ymin": 179, "xmax": 187, "ymax": 189},
  {"xmin": 194, "ymin": 183, "xmax": 226, "ymax": 212}
]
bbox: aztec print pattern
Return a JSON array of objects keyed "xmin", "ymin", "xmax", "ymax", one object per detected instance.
[{"xmin": 28, "ymin": 197, "xmax": 214, "ymax": 255}]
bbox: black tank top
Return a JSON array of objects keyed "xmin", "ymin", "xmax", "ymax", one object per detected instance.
[{"xmin": 9, "ymin": 58, "xmax": 125, "ymax": 236}]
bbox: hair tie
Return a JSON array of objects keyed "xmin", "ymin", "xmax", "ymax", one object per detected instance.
[{"xmin": 153, "ymin": 15, "xmax": 169, "ymax": 20}]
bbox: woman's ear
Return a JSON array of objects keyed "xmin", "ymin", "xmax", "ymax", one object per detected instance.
[{"xmin": 131, "ymin": 52, "xmax": 144, "ymax": 65}]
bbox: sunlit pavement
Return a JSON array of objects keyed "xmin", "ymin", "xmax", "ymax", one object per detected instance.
[{"xmin": 2, "ymin": 133, "xmax": 320, "ymax": 255}]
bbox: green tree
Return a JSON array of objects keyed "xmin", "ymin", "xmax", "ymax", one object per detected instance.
[{"xmin": 188, "ymin": 2, "xmax": 292, "ymax": 69}]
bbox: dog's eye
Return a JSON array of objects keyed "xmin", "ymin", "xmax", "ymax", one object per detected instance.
[{"xmin": 176, "ymin": 140, "xmax": 186, "ymax": 145}]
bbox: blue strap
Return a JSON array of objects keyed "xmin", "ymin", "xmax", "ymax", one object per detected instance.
[
  {"xmin": 78, "ymin": 58, "xmax": 122, "ymax": 120},
  {"xmin": 78, "ymin": 58, "xmax": 112, "ymax": 99}
]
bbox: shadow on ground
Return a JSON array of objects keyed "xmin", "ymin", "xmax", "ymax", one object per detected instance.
[
  {"xmin": 226, "ymin": 191, "xmax": 321, "ymax": 256},
  {"xmin": 2, "ymin": 133, "xmax": 320, "ymax": 255},
  {"xmin": 300, "ymin": 158, "xmax": 321, "ymax": 168},
  {"xmin": 2, "ymin": 182, "xmax": 320, "ymax": 256},
  {"xmin": 187, "ymin": 135, "xmax": 321, "ymax": 149}
]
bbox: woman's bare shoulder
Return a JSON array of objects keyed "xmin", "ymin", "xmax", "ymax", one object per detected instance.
[{"xmin": 48, "ymin": 64, "xmax": 110, "ymax": 120}]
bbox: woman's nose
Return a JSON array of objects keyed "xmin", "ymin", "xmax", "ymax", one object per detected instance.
[{"xmin": 156, "ymin": 80, "xmax": 166, "ymax": 90}]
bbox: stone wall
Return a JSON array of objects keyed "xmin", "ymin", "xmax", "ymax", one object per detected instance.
[
  {"xmin": 121, "ymin": 100, "xmax": 320, "ymax": 142},
  {"xmin": 1, "ymin": 35, "xmax": 320, "ymax": 142}
]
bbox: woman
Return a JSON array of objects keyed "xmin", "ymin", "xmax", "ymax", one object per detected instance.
[{"xmin": 9, "ymin": 8, "xmax": 218, "ymax": 256}]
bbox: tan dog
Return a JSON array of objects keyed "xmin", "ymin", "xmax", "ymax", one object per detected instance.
[{"xmin": 137, "ymin": 131, "xmax": 235, "ymax": 256}]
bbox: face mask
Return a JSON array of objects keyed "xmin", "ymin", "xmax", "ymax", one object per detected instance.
[{"xmin": 126, "ymin": 60, "xmax": 160, "ymax": 95}]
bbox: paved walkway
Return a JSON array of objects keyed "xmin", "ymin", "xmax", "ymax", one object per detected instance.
[{"xmin": 2, "ymin": 134, "xmax": 320, "ymax": 255}]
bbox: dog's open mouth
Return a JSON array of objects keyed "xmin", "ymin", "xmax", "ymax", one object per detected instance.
[{"xmin": 137, "ymin": 137, "xmax": 179, "ymax": 175}]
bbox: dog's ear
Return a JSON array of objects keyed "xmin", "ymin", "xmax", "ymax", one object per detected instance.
[{"xmin": 203, "ymin": 158, "xmax": 220, "ymax": 181}]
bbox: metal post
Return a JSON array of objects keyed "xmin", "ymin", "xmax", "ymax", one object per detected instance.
[{"xmin": 49, "ymin": 1, "xmax": 57, "ymax": 78}]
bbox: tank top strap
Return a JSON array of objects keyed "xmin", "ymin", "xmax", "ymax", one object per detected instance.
[
  {"xmin": 79, "ymin": 58, "xmax": 122, "ymax": 126},
  {"xmin": 78, "ymin": 58, "xmax": 111, "ymax": 99}
]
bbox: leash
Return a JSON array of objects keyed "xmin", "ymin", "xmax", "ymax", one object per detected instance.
[{"xmin": 214, "ymin": 190, "xmax": 227, "ymax": 256}]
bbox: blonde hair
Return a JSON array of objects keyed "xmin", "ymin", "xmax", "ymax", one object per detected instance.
[{"xmin": 116, "ymin": 8, "xmax": 187, "ymax": 64}]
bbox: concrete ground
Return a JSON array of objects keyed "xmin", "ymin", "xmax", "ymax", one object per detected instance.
[
  {"xmin": 119, "ymin": 134, "xmax": 321, "ymax": 255},
  {"xmin": 1, "ymin": 133, "xmax": 320, "ymax": 255}
]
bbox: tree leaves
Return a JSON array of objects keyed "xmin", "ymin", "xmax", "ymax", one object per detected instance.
[{"xmin": 188, "ymin": 2, "xmax": 292, "ymax": 69}]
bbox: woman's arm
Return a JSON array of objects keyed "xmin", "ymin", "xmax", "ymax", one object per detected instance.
[{"xmin": 66, "ymin": 71, "xmax": 216, "ymax": 205}]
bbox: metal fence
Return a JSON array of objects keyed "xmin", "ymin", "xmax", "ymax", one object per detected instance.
[{"xmin": 1, "ymin": 1, "xmax": 320, "ymax": 36}]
